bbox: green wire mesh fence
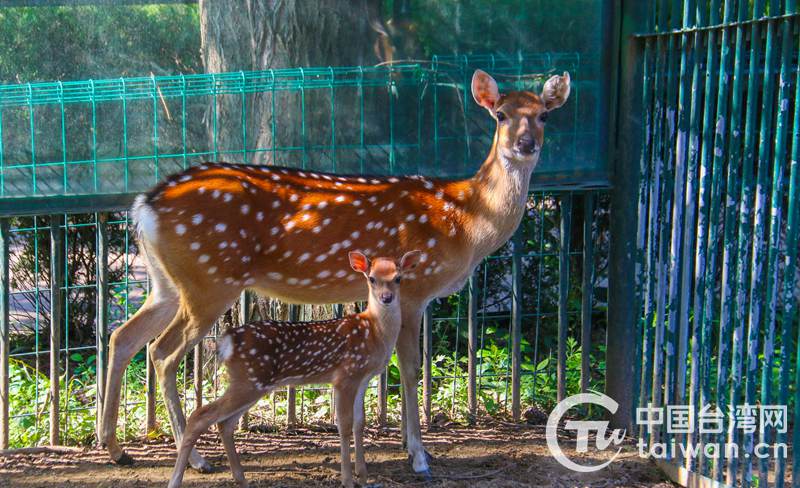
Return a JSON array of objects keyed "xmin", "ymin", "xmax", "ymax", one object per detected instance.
[
  {"xmin": 633, "ymin": 2, "xmax": 800, "ymax": 487},
  {"xmin": 0, "ymin": 53, "xmax": 609, "ymax": 449}
]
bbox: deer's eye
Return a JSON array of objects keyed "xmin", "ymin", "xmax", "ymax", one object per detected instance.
[
  {"xmin": 394, "ymin": 276, "xmax": 402, "ymax": 284},
  {"xmin": 539, "ymin": 112, "xmax": 549, "ymax": 124},
  {"xmin": 496, "ymin": 111, "xmax": 507, "ymax": 122},
  {"xmin": 369, "ymin": 276, "xmax": 376, "ymax": 284}
]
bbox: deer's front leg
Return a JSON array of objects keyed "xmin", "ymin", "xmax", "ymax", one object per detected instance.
[
  {"xmin": 352, "ymin": 378, "xmax": 370, "ymax": 484},
  {"xmin": 335, "ymin": 384, "xmax": 357, "ymax": 488},
  {"xmin": 396, "ymin": 303, "xmax": 431, "ymax": 476}
]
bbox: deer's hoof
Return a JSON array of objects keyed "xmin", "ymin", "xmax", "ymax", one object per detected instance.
[
  {"xmin": 190, "ymin": 460, "xmax": 217, "ymax": 474},
  {"xmin": 408, "ymin": 455, "xmax": 433, "ymax": 480},
  {"xmin": 113, "ymin": 451, "xmax": 135, "ymax": 466}
]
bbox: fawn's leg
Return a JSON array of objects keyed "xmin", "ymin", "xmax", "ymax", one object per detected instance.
[
  {"xmin": 353, "ymin": 378, "xmax": 370, "ymax": 485},
  {"xmin": 101, "ymin": 263, "xmax": 178, "ymax": 464},
  {"xmin": 151, "ymin": 293, "xmax": 237, "ymax": 472},
  {"xmin": 218, "ymin": 401, "xmax": 260, "ymax": 488},
  {"xmin": 396, "ymin": 302, "xmax": 430, "ymax": 474},
  {"xmin": 335, "ymin": 383, "xmax": 357, "ymax": 488},
  {"xmin": 168, "ymin": 388, "xmax": 261, "ymax": 488}
]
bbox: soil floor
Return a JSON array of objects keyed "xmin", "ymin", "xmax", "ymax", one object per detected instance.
[{"xmin": 0, "ymin": 422, "xmax": 676, "ymax": 487}]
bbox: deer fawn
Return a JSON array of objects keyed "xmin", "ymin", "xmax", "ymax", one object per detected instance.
[
  {"xmin": 101, "ymin": 69, "xmax": 570, "ymax": 475},
  {"xmin": 167, "ymin": 250, "xmax": 421, "ymax": 488}
]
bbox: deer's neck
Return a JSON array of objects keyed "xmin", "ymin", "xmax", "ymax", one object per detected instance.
[
  {"xmin": 463, "ymin": 144, "xmax": 534, "ymax": 257},
  {"xmin": 363, "ymin": 301, "xmax": 402, "ymax": 352}
]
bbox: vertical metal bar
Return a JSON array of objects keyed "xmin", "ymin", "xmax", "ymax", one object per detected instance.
[
  {"xmin": 467, "ymin": 275, "xmax": 478, "ymax": 420},
  {"xmin": 377, "ymin": 371, "xmax": 387, "ymax": 426},
  {"xmin": 760, "ymin": 8, "xmax": 794, "ymax": 486},
  {"xmin": 738, "ymin": 1, "xmax": 766, "ymax": 483},
  {"xmin": 286, "ymin": 304, "xmax": 298, "ymax": 426},
  {"xmin": 557, "ymin": 194, "xmax": 572, "ymax": 403},
  {"xmin": 145, "ymin": 344, "xmax": 156, "ymax": 435},
  {"xmin": 95, "ymin": 213, "xmax": 109, "ymax": 443},
  {"xmin": 237, "ymin": 291, "xmax": 252, "ymax": 430},
  {"xmin": 49, "ymin": 214, "xmax": 64, "ymax": 446},
  {"xmin": 705, "ymin": 1, "xmax": 736, "ymax": 480},
  {"xmin": 193, "ymin": 344, "xmax": 203, "ymax": 409},
  {"xmin": 0, "ymin": 219, "xmax": 8, "ymax": 449},
  {"xmin": 422, "ymin": 306, "xmax": 432, "ymax": 425},
  {"xmin": 718, "ymin": 0, "xmax": 751, "ymax": 482},
  {"xmin": 510, "ymin": 229, "xmax": 523, "ymax": 420},
  {"xmin": 580, "ymin": 193, "xmax": 594, "ymax": 393},
  {"xmin": 750, "ymin": 8, "xmax": 781, "ymax": 487}
]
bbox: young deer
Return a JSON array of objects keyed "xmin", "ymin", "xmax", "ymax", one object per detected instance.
[
  {"xmin": 167, "ymin": 250, "xmax": 421, "ymax": 488},
  {"xmin": 102, "ymin": 69, "xmax": 570, "ymax": 475}
]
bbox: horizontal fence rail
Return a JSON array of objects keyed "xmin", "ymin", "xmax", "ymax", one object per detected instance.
[{"xmin": 634, "ymin": 2, "xmax": 800, "ymax": 487}]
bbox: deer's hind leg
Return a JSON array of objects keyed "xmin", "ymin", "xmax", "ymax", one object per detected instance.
[
  {"xmin": 150, "ymin": 289, "xmax": 239, "ymax": 472},
  {"xmin": 101, "ymin": 260, "xmax": 178, "ymax": 465}
]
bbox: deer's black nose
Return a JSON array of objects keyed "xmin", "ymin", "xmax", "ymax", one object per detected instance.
[
  {"xmin": 380, "ymin": 292, "xmax": 394, "ymax": 304},
  {"xmin": 516, "ymin": 136, "xmax": 537, "ymax": 155}
]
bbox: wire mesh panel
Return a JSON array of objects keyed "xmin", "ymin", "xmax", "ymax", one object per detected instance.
[
  {"xmin": 0, "ymin": 52, "xmax": 602, "ymax": 208},
  {"xmin": 633, "ymin": 2, "xmax": 800, "ymax": 487}
]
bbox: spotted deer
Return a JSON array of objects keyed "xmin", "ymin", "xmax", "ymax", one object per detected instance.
[
  {"xmin": 100, "ymin": 69, "xmax": 571, "ymax": 475},
  {"xmin": 167, "ymin": 251, "xmax": 421, "ymax": 488}
]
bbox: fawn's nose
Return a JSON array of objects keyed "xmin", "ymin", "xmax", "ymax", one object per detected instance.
[
  {"xmin": 380, "ymin": 292, "xmax": 394, "ymax": 304},
  {"xmin": 516, "ymin": 135, "xmax": 538, "ymax": 155}
]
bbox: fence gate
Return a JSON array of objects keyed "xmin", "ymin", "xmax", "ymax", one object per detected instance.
[{"xmin": 629, "ymin": 1, "xmax": 800, "ymax": 487}]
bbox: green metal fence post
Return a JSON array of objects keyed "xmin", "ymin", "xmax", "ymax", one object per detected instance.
[
  {"xmin": 422, "ymin": 306, "xmax": 432, "ymax": 426},
  {"xmin": 95, "ymin": 212, "xmax": 109, "ymax": 443},
  {"xmin": 0, "ymin": 219, "xmax": 8, "ymax": 449},
  {"xmin": 467, "ymin": 275, "xmax": 478, "ymax": 420},
  {"xmin": 557, "ymin": 195, "xmax": 572, "ymax": 404},
  {"xmin": 608, "ymin": 0, "xmax": 647, "ymax": 430},
  {"xmin": 49, "ymin": 214, "xmax": 65, "ymax": 446},
  {"xmin": 511, "ymin": 229, "xmax": 523, "ymax": 419},
  {"xmin": 580, "ymin": 193, "xmax": 595, "ymax": 393}
]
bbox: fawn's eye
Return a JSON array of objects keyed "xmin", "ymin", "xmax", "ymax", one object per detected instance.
[
  {"xmin": 496, "ymin": 111, "xmax": 507, "ymax": 122},
  {"xmin": 539, "ymin": 111, "xmax": 549, "ymax": 124},
  {"xmin": 394, "ymin": 276, "xmax": 402, "ymax": 284},
  {"xmin": 369, "ymin": 276, "xmax": 376, "ymax": 284}
]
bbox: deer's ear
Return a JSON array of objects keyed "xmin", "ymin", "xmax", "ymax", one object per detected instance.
[
  {"xmin": 349, "ymin": 251, "xmax": 370, "ymax": 274},
  {"xmin": 471, "ymin": 69, "xmax": 500, "ymax": 111},
  {"xmin": 541, "ymin": 71, "xmax": 571, "ymax": 111},
  {"xmin": 399, "ymin": 250, "xmax": 423, "ymax": 273}
]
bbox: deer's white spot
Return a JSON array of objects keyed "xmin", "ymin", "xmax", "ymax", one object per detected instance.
[
  {"xmin": 198, "ymin": 254, "xmax": 210, "ymax": 263},
  {"xmin": 290, "ymin": 194, "xmax": 299, "ymax": 202},
  {"xmin": 335, "ymin": 269, "xmax": 347, "ymax": 278},
  {"xmin": 335, "ymin": 195, "xmax": 345, "ymax": 203},
  {"xmin": 240, "ymin": 204, "xmax": 250, "ymax": 214},
  {"xmin": 298, "ymin": 252, "xmax": 311, "ymax": 263},
  {"xmin": 315, "ymin": 254, "xmax": 327, "ymax": 262},
  {"xmin": 272, "ymin": 200, "xmax": 281, "ymax": 209},
  {"xmin": 223, "ymin": 193, "xmax": 233, "ymax": 202},
  {"xmin": 287, "ymin": 277, "xmax": 298, "ymax": 285},
  {"xmin": 419, "ymin": 215, "xmax": 429, "ymax": 223},
  {"xmin": 198, "ymin": 186, "xmax": 207, "ymax": 194},
  {"xmin": 406, "ymin": 214, "xmax": 416, "ymax": 222},
  {"xmin": 317, "ymin": 270, "xmax": 331, "ymax": 278},
  {"xmin": 351, "ymin": 231, "xmax": 360, "ymax": 239},
  {"xmin": 427, "ymin": 238, "xmax": 437, "ymax": 248},
  {"xmin": 256, "ymin": 211, "xmax": 264, "ymax": 221},
  {"xmin": 301, "ymin": 213, "xmax": 311, "ymax": 222},
  {"xmin": 215, "ymin": 223, "xmax": 227, "ymax": 232},
  {"xmin": 312, "ymin": 226, "xmax": 321, "ymax": 233},
  {"xmin": 218, "ymin": 241, "xmax": 228, "ymax": 249},
  {"xmin": 317, "ymin": 201, "xmax": 328, "ymax": 209},
  {"xmin": 208, "ymin": 266, "xmax": 217, "ymax": 274},
  {"xmin": 285, "ymin": 221, "xmax": 296, "ymax": 231},
  {"xmin": 352, "ymin": 200, "xmax": 361, "ymax": 206},
  {"xmin": 323, "ymin": 218, "xmax": 332, "ymax": 226},
  {"xmin": 212, "ymin": 190, "xmax": 221, "ymax": 199},
  {"xmin": 267, "ymin": 272, "xmax": 283, "ymax": 280},
  {"xmin": 242, "ymin": 256, "xmax": 251, "ymax": 263},
  {"xmin": 191, "ymin": 214, "xmax": 203, "ymax": 225},
  {"xmin": 190, "ymin": 242, "xmax": 201, "ymax": 251}
]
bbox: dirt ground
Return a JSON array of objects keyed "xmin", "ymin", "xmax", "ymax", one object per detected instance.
[{"xmin": 0, "ymin": 422, "xmax": 675, "ymax": 487}]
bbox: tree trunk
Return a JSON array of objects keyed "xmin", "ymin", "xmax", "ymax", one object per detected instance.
[{"xmin": 199, "ymin": 0, "xmax": 381, "ymax": 166}]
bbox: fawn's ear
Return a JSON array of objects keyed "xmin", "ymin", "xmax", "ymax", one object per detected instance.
[
  {"xmin": 471, "ymin": 69, "xmax": 500, "ymax": 111},
  {"xmin": 349, "ymin": 251, "xmax": 370, "ymax": 274},
  {"xmin": 541, "ymin": 71, "xmax": 571, "ymax": 111},
  {"xmin": 399, "ymin": 250, "xmax": 423, "ymax": 273}
]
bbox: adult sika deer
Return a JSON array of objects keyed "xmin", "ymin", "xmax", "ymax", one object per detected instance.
[
  {"xmin": 167, "ymin": 251, "xmax": 421, "ymax": 488},
  {"xmin": 101, "ymin": 69, "xmax": 571, "ymax": 475}
]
